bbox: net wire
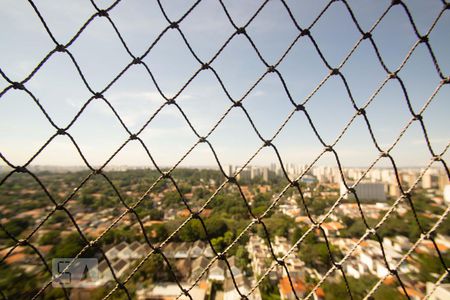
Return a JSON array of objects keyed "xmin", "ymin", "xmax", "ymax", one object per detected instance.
[{"xmin": 0, "ymin": 0, "xmax": 449, "ymax": 299}]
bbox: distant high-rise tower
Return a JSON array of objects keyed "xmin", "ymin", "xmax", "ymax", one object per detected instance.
[{"xmin": 228, "ymin": 165, "xmax": 234, "ymax": 177}]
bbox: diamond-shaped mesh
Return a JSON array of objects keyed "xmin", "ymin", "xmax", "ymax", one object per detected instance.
[{"xmin": 0, "ymin": 0, "xmax": 449, "ymax": 299}]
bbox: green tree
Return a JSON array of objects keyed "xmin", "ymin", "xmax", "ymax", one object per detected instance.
[
  {"xmin": 50, "ymin": 233, "xmax": 95, "ymax": 258},
  {"xmin": 0, "ymin": 218, "xmax": 30, "ymax": 238},
  {"xmin": 39, "ymin": 231, "xmax": 61, "ymax": 245},
  {"xmin": 259, "ymin": 276, "xmax": 281, "ymax": 300}
]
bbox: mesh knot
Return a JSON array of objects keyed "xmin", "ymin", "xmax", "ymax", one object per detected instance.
[
  {"xmin": 413, "ymin": 114, "xmax": 422, "ymax": 121},
  {"xmin": 170, "ymin": 22, "xmax": 179, "ymax": 29},
  {"xmin": 181, "ymin": 288, "xmax": 190, "ymax": 297},
  {"xmin": 97, "ymin": 10, "xmax": 109, "ymax": 17},
  {"xmin": 89, "ymin": 240, "xmax": 96, "ymax": 247},
  {"xmin": 300, "ymin": 29, "xmax": 310, "ymax": 36},
  {"xmin": 153, "ymin": 246, "xmax": 161, "ymax": 254},
  {"xmin": 442, "ymin": 77, "xmax": 450, "ymax": 84},
  {"xmin": 117, "ymin": 282, "xmax": 125, "ymax": 290},
  {"xmin": 334, "ymin": 261, "xmax": 342, "ymax": 270},
  {"xmin": 433, "ymin": 155, "xmax": 442, "ymax": 162},
  {"xmin": 233, "ymin": 101, "xmax": 242, "ymax": 107},
  {"xmin": 201, "ymin": 63, "xmax": 209, "ymax": 70},
  {"xmin": 94, "ymin": 92, "xmax": 103, "ymax": 99},
  {"xmin": 162, "ymin": 172, "xmax": 170, "ymax": 179},
  {"xmin": 348, "ymin": 187, "xmax": 356, "ymax": 194},
  {"xmin": 132, "ymin": 57, "xmax": 141, "ymax": 64},
  {"xmin": 362, "ymin": 32, "xmax": 372, "ymax": 40},
  {"xmin": 55, "ymin": 44, "xmax": 66, "ymax": 52},
  {"xmin": 55, "ymin": 204, "xmax": 64, "ymax": 210},
  {"xmin": 390, "ymin": 268, "xmax": 398, "ymax": 275},
  {"xmin": 419, "ymin": 35, "xmax": 429, "ymax": 43},
  {"xmin": 295, "ymin": 104, "xmax": 305, "ymax": 111},
  {"xmin": 236, "ymin": 27, "xmax": 246, "ymax": 34},
  {"xmin": 446, "ymin": 2, "xmax": 450, "ymax": 10},
  {"xmin": 12, "ymin": 82, "xmax": 24, "ymax": 90},
  {"xmin": 330, "ymin": 68, "xmax": 340, "ymax": 75},
  {"xmin": 15, "ymin": 166, "xmax": 27, "ymax": 173},
  {"xmin": 267, "ymin": 65, "xmax": 276, "ymax": 73},
  {"xmin": 391, "ymin": 0, "xmax": 401, "ymax": 5},
  {"xmin": 228, "ymin": 176, "xmax": 237, "ymax": 184},
  {"xmin": 380, "ymin": 151, "xmax": 389, "ymax": 158},
  {"xmin": 325, "ymin": 145, "xmax": 333, "ymax": 152},
  {"xmin": 18, "ymin": 239, "xmax": 28, "ymax": 246},
  {"xmin": 94, "ymin": 169, "xmax": 102, "ymax": 175},
  {"xmin": 252, "ymin": 217, "xmax": 262, "ymax": 224},
  {"xmin": 241, "ymin": 296, "xmax": 249, "ymax": 300},
  {"xmin": 198, "ymin": 136, "xmax": 207, "ymax": 143},
  {"xmin": 366, "ymin": 228, "xmax": 376, "ymax": 236},
  {"xmin": 166, "ymin": 98, "xmax": 175, "ymax": 105},
  {"xmin": 424, "ymin": 231, "xmax": 436, "ymax": 240},
  {"xmin": 357, "ymin": 108, "xmax": 366, "ymax": 115},
  {"xmin": 388, "ymin": 72, "xmax": 397, "ymax": 79},
  {"xmin": 264, "ymin": 140, "xmax": 272, "ymax": 147},
  {"xmin": 217, "ymin": 252, "xmax": 226, "ymax": 260},
  {"xmin": 191, "ymin": 211, "xmax": 201, "ymax": 219},
  {"xmin": 130, "ymin": 134, "xmax": 138, "ymax": 140},
  {"xmin": 57, "ymin": 128, "xmax": 66, "ymax": 135},
  {"xmin": 290, "ymin": 180, "xmax": 299, "ymax": 188}
]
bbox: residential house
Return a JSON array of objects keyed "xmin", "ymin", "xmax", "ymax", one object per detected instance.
[
  {"xmin": 175, "ymin": 258, "xmax": 191, "ymax": 281},
  {"xmin": 190, "ymin": 240, "xmax": 206, "ymax": 258},
  {"xmin": 284, "ymin": 257, "xmax": 305, "ymax": 278},
  {"xmin": 320, "ymin": 221, "xmax": 344, "ymax": 236},
  {"xmin": 98, "ymin": 260, "xmax": 113, "ymax": 284},
  {"xmin": 191, "ymin": 256, "xmax": 209, "ymax": 281},
  {"xmin": 203, "ymin": 244, "xmax": 215, "ymax": 258},
  {"xmin": 227, "ymin": 256, "xmax": 242, "ymax": 278},
  {"xmin": 136, "ymin": 282, "xmax": 207, "ymax": 300},
  {"xmin": 112, "ymin": 259, "xmax": 130, "ymax": 279},
  {"xmin": 104, "ymin": 244, "xmax": 120, "ymax": 261},
  {"xmin": 209, "ymin": 259, "xmax": 226, "ymax": 281},
  {"xmin": 223, "ymin": 274, "xmax": 260, "ymax": 300},
  {"xmin": 116, "ymin": 242, "xmax": 133, "ymax": 260},
  {"xmin": 175, "ymin": 242, "xmax": 190, "ymax": 259},
  {"xmin": 278, "ymin": 276, "xmax": 306, "ymax": 300},
  {"xmin": 136, "ymin": 243, "xmax": 151, "ymax": 258},
  {"xmin": 163, "ymin": 242, "xmax": 179, "ymax": 259},
  {"xmin": 128, "ymin": 241, "xmax": 143, "ymax": 259},
  {"xmin": 273, "ymin": 236, "xmax": 290, "ymax": 256}
]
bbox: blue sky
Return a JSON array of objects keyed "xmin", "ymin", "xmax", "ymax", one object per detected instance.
[{"xmin": 0, "ymin": 0, "xmax": 449, "ymax": 169}]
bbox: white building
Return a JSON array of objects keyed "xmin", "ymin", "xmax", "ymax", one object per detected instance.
[
  {"xmin": 137, "ymin": 283, "xmax": 206, "ymax": 300},
  {"xmin": 209, "ymin": 259, "xmax": 226, "ymax": 281},
  {"xmin": 340, "ymin": 181, "xmax": 386, "ymax": 202},
  {"xmin": 224, "ymin": 274, "xmax": 260, "ymax": 300},
  {"xmin": 444, "ymin": 185, "xmax": 450, "ymax": 204},
  {"xmin": 426, "ymin": 282, "xmax": 450, "ymax": 300}
]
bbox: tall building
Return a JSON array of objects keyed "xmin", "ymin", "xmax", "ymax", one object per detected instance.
[
  {"xmin": 228, "ymin": 165, "xmax": 234, "ymax": 177},
  {"xmin": 340, "ymin": 181, "xmax": 386, "ymax": 202},
  {"xmin": 262, "ymin": 168, "xmax": 269, "ymax": 182}
]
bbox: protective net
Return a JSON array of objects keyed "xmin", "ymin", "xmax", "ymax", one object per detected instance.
[{"xmin": 0, "ymin": 0, "xmax": 449, "ymax": 299}]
